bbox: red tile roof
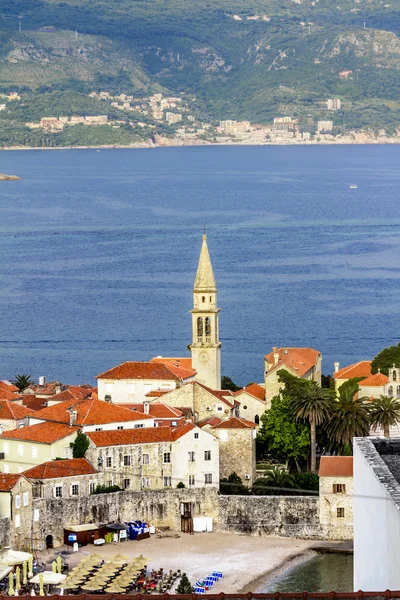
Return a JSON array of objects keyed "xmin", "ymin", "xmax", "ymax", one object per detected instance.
[
  {"xmin": 0, "ymin": 422, "xmax": 79, "ymax": 444},
  {"xmin": 0, "ymin": 473, "xmax": 23, "ymax": 492},
  {"xmin": 151, "ymin": 357, "xmax": 193, "ymax": 370},
  {"xmin": 0, "ymin": 387, "xmax": 20, "ymax": 401},
  {"xmin": 88, "ymin": 423, "xmax": 195, "ymax": 447},
  {"xmin": 265, "ymin": 347, "xmax": 320, "ymax": 378},
  {"xmin": 0, "ymin": 401, "xmax": 34, "ymax": 420},
  {"xmin": 145, "ymin": 390, "xmax": 168, "ymax": 398},
  {"xmin": 319, "ymin": 456, "xmax": 353, "ymax": 477},
  {"xmin": 234, "ymin": 383, "xmax": 265, "ymax": 402},
  {"xmin": 334, "ymin": 361, "xmax": 372, "ymax": 380},
  {"xmin": 197, "ymin": 416, "xmax": 223, "ymax": 428},
  {"xmin": 212, "ymin": 416, "xmax": 256, "ymax": 429},
  {"xmin": 21, "ymin": 395, "xmax": 49, "ymax": 412},
  {"xmin": 0, "ymin": 381, "xmax": 19, "ymax": 393},
  {"xmin": 97, "ymin": 361, "xmax": 195, "ymax": 381},
  {"xmin": 33, "ymin": 398, "xmax": 152, "ymax": 426},
  {"xmin": 24, "ymin": 458, "xmax": 97, "ymax": 479},
  {"xmin": 119, "ymin": 403, "xmax": 183, "ymax": 419},
  {"xmin": 359, "ymin": 373, "xmax": 389, "ymax": 387}
]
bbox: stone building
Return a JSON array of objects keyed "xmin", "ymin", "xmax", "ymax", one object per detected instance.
[
  {"xmin": 190, "ymin": 235, "xmax": 222, "ymax": 390},
  {"xmin": 0, "ymin": 474, "xmax": 33, "ymax": 548},
  {"xmin": 24, "ymin": 458, "xmax": 101, "ymax": 501},
  {"xmin": 97, "ymin": 361, "xmax": 195, "ymax": 403},
  {"xmin": 233, "ymin": 383, "xmax": 266, "ymax": 427},
  {"xmin": 158, "ymin": 381, "xmax": 236, "ymax": 423},
  {"xmin": 318, "ymin": 456, "xmax": 353, "ymax": 541},
  {"xmin": 209, "ymin": 417, "xmax": 256, "ymax": 486},
  {"xmin": 85, "ymin": 423, "xmax": 219, "ymax": 491},
  {"xmin": 264, "ymin": 347, "xmax": 322, "ymax": 406},
  {"xmin": 333, "ymin": 360, "xmax": 371, "ymax": 393}
]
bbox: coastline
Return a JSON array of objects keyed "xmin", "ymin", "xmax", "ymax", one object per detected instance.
[
  {"xmin": 2, "ymin": 137, "xmax": 400, "ymax": 151},
  {"xmin": 239, "ymin": 549, "xmax": 317, "ymax": 593}
]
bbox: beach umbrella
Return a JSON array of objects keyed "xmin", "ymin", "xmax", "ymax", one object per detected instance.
[
  {"xmin": 81, "ymin": 582, "xmax": 105, "ymax": 592},
  {"xmin": 22, "ymin": 562, "xmax": 28, "ymax": 585},
  {"xmin": 113, "ymin": 554, "xmax": 129, "ymax": 561},
  {"xmin": 38, "ymin": 573, "xmax": 44, "ymax": 597},
  {"xmin": 28, "ymin": 557, "xmax": 33, "ymax": 578},
  {"xmin": 8, "ymin": 572, "xmax": 14, "ymax": 596},
  {"xmin": 15, "ymin": 567, "xmax": 21, "ymax": 591},
  {"xmin": 56, "ymin": 556, "xmax": 62, "ymax": 575},
  {"xmin": 51, "ymin": 562, "xmax": 57, "ymax": 574}
]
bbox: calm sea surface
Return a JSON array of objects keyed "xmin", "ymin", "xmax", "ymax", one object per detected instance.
[
  {"xmin": 261, "ymin": 553, "xmax": 354, "ymax": 593},
  {"xmin": 0, "ymin": 145, "xmax": 399, "ymax": 385}
]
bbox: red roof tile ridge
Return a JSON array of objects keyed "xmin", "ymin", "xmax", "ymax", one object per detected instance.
[
  {"xmin": 334, "ymin": 360, "xmax": 372, "ymax": 380},
  {"xmin": 24, "ymin": 458, "xmax": 97, "ymax": 479},
  {"xmin": 319, "ymin": 456, "xmax": 353, "ymax": 477},
  {"xmin": 0, "ymin": 473, "xmax": 24, "ymax": 491},
  {"xmin": 212, "ymin": 416, "xmax": 256, "ymax": 429}
]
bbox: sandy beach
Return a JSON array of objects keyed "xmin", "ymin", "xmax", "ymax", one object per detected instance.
[{"xmin": 44, "ymin": 532, "xmax": 317, "ymax": 593}]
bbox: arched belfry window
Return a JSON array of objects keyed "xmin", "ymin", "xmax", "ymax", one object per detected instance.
[
  {"xmin": 393, "ymin": 370, "xmax": 397, "ymax": 381},
  {"xmin": 202, "ymin": 296, "xmax": 206, "ymax": 303},
  {"xmin": 254, "ymin": 414, "xmax": 260, "ymax": 425},
  {"xmin": 388, "ymin": 386, "xmax": 393, "ymax": 398},
  {"xmin": 205, "ymin": 317, "xmax": 211, "ymax": 339},
  {"xmin": 197, "ymin": 317, "xmax": 204, "ymax": 342}
]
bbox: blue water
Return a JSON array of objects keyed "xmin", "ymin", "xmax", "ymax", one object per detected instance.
[
  {"xmin": 261, "ymin": 553, "xmax": 354, "ymax": 592},
  {"xmin": 0, "ymin": 144, "xmax": 399, "ymax": 385}
]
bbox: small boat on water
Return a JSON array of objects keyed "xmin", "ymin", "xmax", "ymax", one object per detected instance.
[{"xmin": 349, "ymin": 184, "xmax": 357, "ymax": 189}]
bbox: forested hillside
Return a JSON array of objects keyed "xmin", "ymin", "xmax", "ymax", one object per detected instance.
[{"xmin": 1, "ymin": 0, "xmax": 400, "ymax": 141}]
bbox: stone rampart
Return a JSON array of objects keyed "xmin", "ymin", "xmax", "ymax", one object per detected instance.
[{"xmin": 218, "ymin": 495, "xmax": 322, "ymax": 539}]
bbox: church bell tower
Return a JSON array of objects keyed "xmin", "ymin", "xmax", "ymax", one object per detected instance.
[{"xmin": 190, "ymin": 234, "xmax": 221, "ymax": 390}]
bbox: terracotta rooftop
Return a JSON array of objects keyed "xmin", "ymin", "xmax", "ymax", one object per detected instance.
[
  {"xmin": 145, "ymin": 390, "xmax": 168, "ymax": 398},
  {"xmin": 88, "ymin": 423, "xmax": 195, "ymax": 447},
  {"xmin": 97, "ymin": 361, "xmax": 195, "ymax": 381},
  {"xmin": 319, "ymin": 456, "xmax": 353, "ymax": 477},
  {"xmin": 151, "ymin": 357, "xmax": 193, "ymax": 370},
  {"xmin": 197, "ymin": 416, "xmax": 223, "ymax": 428},
  {"xmin": 234, "ymin": 383, "xmax": 265, "ymax": 402},
  {"xmin": 0, "ymin": 422, "xmax": 79, "ymax": 444},
  {"xmin": 33, "ymin": 398, "xmax": 153, "ymax": 426},
  {"xmin": 119, "ymin": 403, "xmax": 183, "ymax": 419},
  {"xmin": 0, "ymin": 381, "xmax": 19, "ymax": 393},
  {"xmin": 0, "ymin": 401, "xmax": 34, "ymax": 420},
  {"xmin": 0, "ymin": 473, "xmax": 23, "ymax": 492},
  {"xmin": 212, "ymin": 416, "xmax": 256, "ymax": 429},
  {"xmin": 0, "ymin": 387, "xmax": 20, "ymax": 401},
  {"xmin": 21, "ymin": 395, "xmax": 49, "ymax": 412},
  {"xmin": 24, "ymin": 458, "xmax": 97, "ymax": 479},
  {"xmin": 359, "ymin": 373, "xmax": 389, "ymax": 387},
  {"xmin": 265, "ymin": 347, "xmax": 320, "ymax": 378},
  {"xmin": 334, "ymin": 361, "xmax": 372, "ymax": 380}
]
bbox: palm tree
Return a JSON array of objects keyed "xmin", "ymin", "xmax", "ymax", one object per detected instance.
[
  {"xmin": 369, "ymin": 395, "xmax": 400, "ymax": 438},
  {"xmin": 291, "ymin": 381, "xmax": 334, "ymax": 473},
  {"xmin": 253, "ymin": 467, "xmax": 296, "ymax": 495},
  {"xmin": 325, "ymin": 380, "xmax": 370, "ymax": 451},
  {"xmin": 12, "ymin": 374, "xmax": 33, "ymax": 391}
]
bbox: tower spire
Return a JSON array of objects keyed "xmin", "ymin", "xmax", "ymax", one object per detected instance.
[{"xmin": 194, "ymin": 234, "xmax": 217, "ymax": 293}]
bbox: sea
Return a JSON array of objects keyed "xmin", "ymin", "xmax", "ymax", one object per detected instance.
[{"xmin": 0, "ymin": 144, "xmax": 399, "ymax": 386}]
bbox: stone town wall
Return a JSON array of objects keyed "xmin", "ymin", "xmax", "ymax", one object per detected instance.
[
  {"xmin": 31, "ymin": 487, "xmax": 220, "ymax": 549},
  {"xmin": 218, "ymin": 495, "xmax": 322, "ymax": 539}
]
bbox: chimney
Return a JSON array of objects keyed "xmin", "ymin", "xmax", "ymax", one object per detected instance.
[
  {"xmin": 55, "ymin": 381, "xmax": 61, "ymax": 395},
  {"xmin": 68, "ymin": 408, "xmax": 77, "ymax": 427},
  {"xmin": 274, "ymin": 352, "xmax": 279, "ymax": 365},
  {"xmin": 272, "ymin": 347, "xmax": 277, "ymax": 352},
  {"xmin": 378, "ymin": 368, "xmax": 381, "ymax": 374},
  {"xmin": 143, "ymin": 400, "xmax": 150, "ymax": 415},
  {"xmin": 334, "ymin": 362, "xmax": 340, "ymax": 373},
  {"xmin": 38, "ymin": 376, "xmax": 46, "ymax": 387}
]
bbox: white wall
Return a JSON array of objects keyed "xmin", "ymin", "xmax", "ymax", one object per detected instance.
[
  {"xmin": 29, "ymin": 417, "xmax": 155, "ymax": 431},
  {"xmin": 172, "ymin": 427, "xmax": 219, "ymax": 489},
  {"xmin": 98, "ymin": 379, "xmax": 179, "ymax": 403},
  {"xmin": 353, "ymin": 439, "xmax": 400, "ymax": 591}
]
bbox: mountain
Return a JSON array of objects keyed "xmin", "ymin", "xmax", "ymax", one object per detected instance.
[{"xmin": 1, "ymin": 0, "xmax": 400, "ymax": 146}]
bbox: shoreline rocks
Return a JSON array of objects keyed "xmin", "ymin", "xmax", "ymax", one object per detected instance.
[{"xmin": 0, "ymin": 174, "xmax": 21, "ymax": 180}]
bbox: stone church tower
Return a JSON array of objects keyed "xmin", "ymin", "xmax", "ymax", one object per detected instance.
[{"xmin": 190, "ymin": 235, "xmax": 221, "ymax": 390}]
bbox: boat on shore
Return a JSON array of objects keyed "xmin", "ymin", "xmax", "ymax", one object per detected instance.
[{"xmin": 349, "ymin": 184, "xmax": 357, "ymax": 189}]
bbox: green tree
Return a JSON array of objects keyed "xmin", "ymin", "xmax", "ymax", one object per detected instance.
[
  {"xmin": 176, "ymin": 573, "xmax": 193, "ymax": 594},
  {"xmin": 324, "ymin": 379, "xmax": 370, "ymax": 452},
  {"xmin": 368, "ymin": 395, "xmax": 400, "ymax": 438},
  {"xmin": 177, "ymin": 481, "xmax": 185, "ymax": 488},
  {"xmin": 220, "ymin": 472, "xmax": 248, "ymax": 495},
  {"xmin": 12, "ymin": 374, "xmax": 33, "ymax": 391},
  {"xmin": 253, "ymin": 467, "xmax": 296, "ymax": 495},
  {"xmin": 291, "ymin": 381, "xmax": 334, "ymax": 473},
  {"xmin": 221, "ymin": 375, "xmax": 240, "ymax": 392},
  {"xmin": 257, "ymin": 394, "xmax": 310, "ymax": 471},
  {"xmin": 70, "ymin": 431, "xmax": 89, "ymax": 458},
  {"xmin": 371, "ymin": 343, "xmax": 400, "ymax": 375}
]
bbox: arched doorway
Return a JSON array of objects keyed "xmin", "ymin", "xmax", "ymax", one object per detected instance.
[{"xmin": 45, "ymin": 534, "xmax": 53, "ymax": 549}]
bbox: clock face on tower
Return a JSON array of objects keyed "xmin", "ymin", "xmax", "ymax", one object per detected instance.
[{"xmin": 199, "ymin": 351, "xmax": 209, "ymax": 363}]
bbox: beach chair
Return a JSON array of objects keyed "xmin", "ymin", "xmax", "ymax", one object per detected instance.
[
  {"xmin": 212, "ymin": 572, "xmax": 223, "ymax": 579},
  {"xmin": 194, "ymin": 587, "xmax": 205, "ymax": 595}
]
